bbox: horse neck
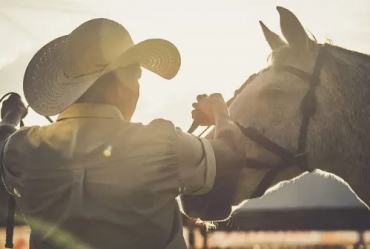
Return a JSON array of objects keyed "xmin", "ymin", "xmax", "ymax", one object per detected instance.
[{"xmin": 307, "ymin": 45, "xmax": 370, "ymax": 207}]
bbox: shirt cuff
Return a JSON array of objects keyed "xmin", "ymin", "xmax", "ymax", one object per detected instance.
[{"xmin": 190, "ymin": 138, "xmax": 216, "ymax": 195}]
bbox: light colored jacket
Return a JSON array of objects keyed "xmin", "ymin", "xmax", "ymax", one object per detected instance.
[{"xmin": 1, "ymin": 103, "xmax": 216, "ymax": 249}]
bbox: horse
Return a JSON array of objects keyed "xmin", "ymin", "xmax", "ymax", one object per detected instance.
[{"xmin": 181, "ymin": 6, "xmax": 370, "ymax": 223}]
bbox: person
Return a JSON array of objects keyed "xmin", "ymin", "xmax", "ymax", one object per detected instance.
[{"xmin": 0, "ymin": 18, "xmax": 245, "ymax": 249}]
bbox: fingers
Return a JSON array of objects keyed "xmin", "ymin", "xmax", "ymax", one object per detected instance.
[
  {"xmin": 193, "ymin": 94, "xmax": 208, "ymax": 108},
  {"xmin": 192, "ymin": 93, "xmax": 224, "ymax": 111},
  {"xmin": 8, "ymin": 94, "xmax": 21, "ymax": 101},
  {"xmin": 191, "ymin": 109, "xmax": 212, "ymax": 126},
  {"xmin": 192, "ymin": 93, "xmax": 224, "ymax": 127},
  {"xmin": 1, "ymin": 94, "xmax": 28, "ymax": 119},
  {"xmin": 196, "ymin": 93, "xmax": 223, "ymax": 101},
  {"xmin": 208, "ymin": 93, "xmax": 223, "ymax": 99},
  {"xmin": 5, "ymin": 94, "xmax": 25, "ymax": 108},
  {"xmin": 196, "ymin": 94, "xmax": 207, "ymax": 102}
]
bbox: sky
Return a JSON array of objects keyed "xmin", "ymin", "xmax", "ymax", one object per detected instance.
[{"xmin": 1, "ymin": 0, "xmax": 370, "ymax": 133}]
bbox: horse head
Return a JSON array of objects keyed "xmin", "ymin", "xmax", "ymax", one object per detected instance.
[{"xmin": 182, "ymin": 6, "xmax": 370, "ymax": 222}]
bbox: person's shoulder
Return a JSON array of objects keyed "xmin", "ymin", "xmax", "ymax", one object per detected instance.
[
  {"xmin": 124, "ymin": 119, "xmax": 178, "ymax": 149},
  {"xmin": 148, "ymin": 118, "xmax": 176, "ymax": 131},
  {"xmin": 129, "ymin": 118, "xmax": 176, "ymax": 135},
  {"xmin": 9, "ymin": 125, "xmax": 41, "ymax": 138},
  {"xmin": 5, "ymin": 125, "xmax": 42, "ymax": 152}
]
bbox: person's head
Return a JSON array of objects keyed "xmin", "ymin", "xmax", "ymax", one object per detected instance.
[
  {"xmin": 76, "ymin": 64, "xmax": 141, "ymax": 121},
  {"xmin": 23, "ymin": 19, "xmax": 180, "ymax": 117}
]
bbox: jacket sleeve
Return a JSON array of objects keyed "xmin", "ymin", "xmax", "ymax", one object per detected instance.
[
  {"xmin": 179, "ymin": 173, "xmax": 240, "ymax": 221},
  {"xmin": 0, "ymin": 124, "xmax": 17, "ymax": 151},
  {"xmin": 0, "ymin": 123, "xmax": 18, "ymax": 192}
]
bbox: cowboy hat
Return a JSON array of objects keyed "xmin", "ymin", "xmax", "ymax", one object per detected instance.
[{"xmin": 23, "ymin": 18, "xmax": 181, "ymax": 116}]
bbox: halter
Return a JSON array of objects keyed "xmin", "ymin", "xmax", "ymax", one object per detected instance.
[{"xmin": 189, "ymin": 44, "xmax": 327, "ymax": 199}]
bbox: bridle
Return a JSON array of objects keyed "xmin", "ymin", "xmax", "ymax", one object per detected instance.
[{"xmin": 188, "ymin": 44, "xmax": 327, "ymax": 199}]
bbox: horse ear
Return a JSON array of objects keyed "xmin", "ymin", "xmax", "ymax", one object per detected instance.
[
  {"xmin": 259, "ymin": 21, "xmax": 286, "ymax": 50},
  {"xmin": 277, "ymin": 6, "xmax": 309, "ymax": 51}
]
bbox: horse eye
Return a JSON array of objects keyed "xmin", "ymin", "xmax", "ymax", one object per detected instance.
[{"xmin": 258, "ymin": 86, "xmax": 285, "ymax": 99}]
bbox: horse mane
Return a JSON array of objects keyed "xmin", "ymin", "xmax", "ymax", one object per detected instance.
[
  {"xmin": 325, "ymin": 45, "xmax": 370, "ymax": 67},
  {"xmin": 261, "ymin": 37, "xmax": 370, "ymax": 89}
]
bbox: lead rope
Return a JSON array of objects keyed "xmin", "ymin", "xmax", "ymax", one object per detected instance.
[{"xmin": 0, "ymin": 92, "xmax": 53, "ymax": 249}]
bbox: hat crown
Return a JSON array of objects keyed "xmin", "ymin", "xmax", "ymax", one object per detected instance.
[
  {"xmin": 23, "ymin": 18, "xmax": 181, "ymax": 116},
  {"xmin": 64, "ymin": 18, "xmax": 135, "ymax": 78}
]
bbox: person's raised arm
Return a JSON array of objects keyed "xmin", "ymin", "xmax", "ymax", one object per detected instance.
[
  {"xmin": 180, "ymin": 93, "xmax": 245, "ymax": 221},
  {"xmin": 192, "ymin": 93, "xmax": 245, "ymax": 178},
  {"xmin": 0, "ymin": 95, "xmax": 28, "ymax": 156}
]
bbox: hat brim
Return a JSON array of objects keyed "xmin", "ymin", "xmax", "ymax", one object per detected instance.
[
  {"xmin": 104, "ymin": 38, "xmax": 181, "ymax": 80},
  {"xmin": 24, "ymin": 36, "xmax": 181, "ymax": 116}
]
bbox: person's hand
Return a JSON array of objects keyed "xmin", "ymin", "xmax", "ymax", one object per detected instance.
[
  {"xmin": 1, "ymin": 94, "xmax": 28, "ymax": 121},
  {"xmin": 191, "ymin": 93, "xmax": 229, "ymax": 126}
]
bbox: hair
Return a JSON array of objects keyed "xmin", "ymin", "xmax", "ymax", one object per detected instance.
[
  {"xmin": 75, "ymin": 72, "xmax": 119, "ymax": 104},
  {"xmin": 76, "ymin": 64, "xmax": 141, "ymax": 104}
]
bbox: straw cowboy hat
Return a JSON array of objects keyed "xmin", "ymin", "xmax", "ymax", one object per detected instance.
[{"xmin": 23, "ymin": 18, "xmax": 181, "ymax": 116}]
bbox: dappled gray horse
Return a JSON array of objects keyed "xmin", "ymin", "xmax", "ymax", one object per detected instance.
[{"xmin": 181, "ymin": 6, "xmax": 370, "ymax": 222}]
